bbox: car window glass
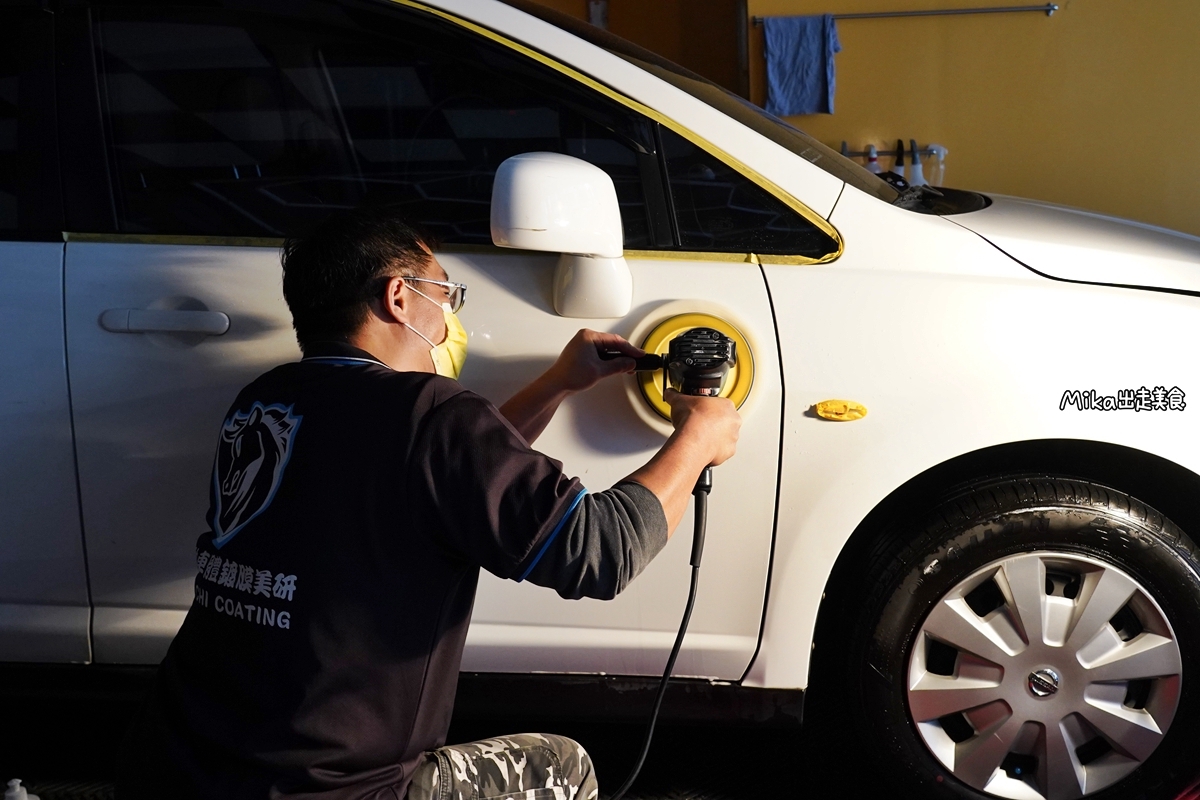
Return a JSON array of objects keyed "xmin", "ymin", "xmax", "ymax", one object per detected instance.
[
  {"xmin": 93, "ymin": 4, "xmax": 660, "ymax": 245},
  {"xmin": 660, "ymin": 127, "xmax": 837, "ymax": 258},
  {"xmin": 0, "ymin": 8, "xmax": 49, "ymax": 235},
  {"xmin": 501, "ymin": 0, "xmax": 899, "ymax": 205},
  {"xmin": 0, "ymin": 17, "xmax": 18, "ymax": 232}
]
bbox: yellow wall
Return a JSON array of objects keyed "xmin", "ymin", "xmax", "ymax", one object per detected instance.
[
  {"xmin": 528, "ymin": 0, "xmax": 735, "ymax": 80},
  {"xmin": 528, "ymin": 0, "xmax": 587, "ymax": 23},
  {"xmin": 535, "ymin": 1, "xmax": 1200, "ymax": 237},
  {"xmin": 746, "ymin": 0, "xmax": 1200, "ymax": 236},
  {"xmin": 525, "ymin": 0, "xmax": 680, "ymax": 54}
]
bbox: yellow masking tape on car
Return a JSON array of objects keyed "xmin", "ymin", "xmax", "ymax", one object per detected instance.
[{"xmin": 814, "ymin": 400, "xmax": 868, "ymax": 421}]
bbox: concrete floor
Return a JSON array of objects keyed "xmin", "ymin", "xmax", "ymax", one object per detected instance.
[
  {"xmin": 4, "ymin": 725, "xmax": 803, "ymax": 800},
  {"xmin": 8, "ymin": 675, "xmax": 1196, "ymax": 800},
  {"xmin": 0, "ymin": 681, "xmax": 807, "ymax": 800}
]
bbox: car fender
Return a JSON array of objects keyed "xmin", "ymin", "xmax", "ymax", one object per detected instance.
[{"xmin": 745, "ymin": 185, "xmax": 1200, "ymax": 688}]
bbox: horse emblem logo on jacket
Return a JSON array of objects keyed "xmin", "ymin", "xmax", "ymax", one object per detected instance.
[{"xmin": 211, "ymin": 402, "xmax": 302, "ymax": 547}]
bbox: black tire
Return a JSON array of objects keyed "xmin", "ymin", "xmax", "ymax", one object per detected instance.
[{"xmin": 809, "ymin": 477, "xmax": 1200, "ymax": 800}]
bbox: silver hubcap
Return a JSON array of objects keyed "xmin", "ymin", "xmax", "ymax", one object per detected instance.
[{"xmin": 906, "ymin": 552, "xmax": 1182, "ymax": 799}]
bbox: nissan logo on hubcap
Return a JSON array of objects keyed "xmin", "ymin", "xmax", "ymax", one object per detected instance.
[{"xmin": 1028, "ymin": 668, "xmax": 1061, "ymax": 698}]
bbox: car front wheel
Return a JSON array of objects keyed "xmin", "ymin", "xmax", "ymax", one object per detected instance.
[{"xmin": 817, "ymin": 477, "xmax": 1200, "ymax": 800}]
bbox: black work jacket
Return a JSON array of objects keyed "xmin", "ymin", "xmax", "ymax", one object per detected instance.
[{"xmin": 118, "ymin": 343, "xmax": 666, "ymax": 800}]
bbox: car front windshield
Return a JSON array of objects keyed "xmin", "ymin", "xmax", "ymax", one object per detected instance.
[{"xmin": 499, "ymin": 0, "xmax": 900, "ymax": 205}]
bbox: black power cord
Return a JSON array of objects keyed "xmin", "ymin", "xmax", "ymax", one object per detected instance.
[
  {"xmin": 599, "ymin": 329, "xmax": 733, "ymax": 799},
  {"xmin": 609, "ymin": 467, "xmax": 712, "ymax": 800}
]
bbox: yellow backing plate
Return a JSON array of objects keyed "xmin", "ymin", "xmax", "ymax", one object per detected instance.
[{"xmin": 638, "ymin": 314, "xmax": 754, "ymax": 420}]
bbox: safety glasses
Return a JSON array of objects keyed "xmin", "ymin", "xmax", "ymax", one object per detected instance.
[{"xmin": 404, "ymin": 276, "xmax": 467, "ymax": 313}]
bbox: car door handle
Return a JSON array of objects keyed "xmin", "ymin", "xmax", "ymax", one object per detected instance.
[{"xmin": 99, "ymin": 309, "xmax": 231, "ymax": 336}]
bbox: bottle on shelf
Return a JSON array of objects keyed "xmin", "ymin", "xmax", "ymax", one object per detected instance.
[
  {"xmin": 927, "ymin": 143, "xmax": 949, "ymax": 186},
  {"xmin": 5, "ymin": 780, "xmax": 39, "ymax": 800},
  {"xmin": 908, "ymin": 139, "xmax": 927, "ymax": 186},
  {"xmin": 865, "ymin": 144, "xmax": 882, "ymax": 174}
]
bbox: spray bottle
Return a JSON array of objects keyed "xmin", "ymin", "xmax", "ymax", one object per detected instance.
[
  {"xmin": 927, "ymin": 143, "xmax": 949, "ymax": 186},
  {"xmin": 907, "ymin": 139, "xmax": 927, "ymax": 186},
  {"xmin": 5, "ymin": 780, "xmax": 39, "ymax": 800},
  {"xmin": 893, "ymin": 139, "xmax": 905, "ymax": 179},
  {"xmin": 865, "ymin": 144, "xmax": 882, "ymax": 174}
]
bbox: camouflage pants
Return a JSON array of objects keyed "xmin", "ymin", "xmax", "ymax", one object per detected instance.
[{"xmin": 406, "ymin": 733, "xmax": 599, "ymax": 800}]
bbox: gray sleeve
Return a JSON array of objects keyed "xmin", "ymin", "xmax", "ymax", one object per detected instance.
[{"xmin": 521, "ymin": 480, "xmax": 669, "ymax": 600}]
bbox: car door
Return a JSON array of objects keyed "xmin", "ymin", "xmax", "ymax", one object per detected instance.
[
  {"xmin": 0, "ymin": 2, "xmax": 92, "ymax": 664},
  {"xmin": 61, "ymin": 0, "xmax": 820, "ymax": 679}
]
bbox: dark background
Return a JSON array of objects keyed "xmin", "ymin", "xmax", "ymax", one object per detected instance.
[{"xmin": 0, "ymin": 667, "xmax": 809, "ymax": 800}]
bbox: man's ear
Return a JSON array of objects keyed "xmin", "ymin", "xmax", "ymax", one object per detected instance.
[{"xmin": 379, "ymin": 276, "xmax": 412, "ymax": 326}]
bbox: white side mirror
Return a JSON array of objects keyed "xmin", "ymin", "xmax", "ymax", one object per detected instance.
[{"xmin": 490, "ymin": 152, "xmax": 632, "ymax": 318}]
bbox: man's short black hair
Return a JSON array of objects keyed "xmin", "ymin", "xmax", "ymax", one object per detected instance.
[{"xmin": 281, "ymin": 206, "xmax": 436, "ymax": 351}]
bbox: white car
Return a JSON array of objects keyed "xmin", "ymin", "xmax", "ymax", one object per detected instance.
[{"xmin": 2, "ymin": 0, "xmax": 1198, "ymax": 798}]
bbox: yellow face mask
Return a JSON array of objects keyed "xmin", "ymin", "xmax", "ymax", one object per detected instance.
[{"xmin": 407, "ymin": 289, "xmax": 468, "ymax": 380}]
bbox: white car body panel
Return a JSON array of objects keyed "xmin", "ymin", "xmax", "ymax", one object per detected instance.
[
  {"xmin": 421, "ymin": 0, "xmax": 845, "ymax": 219},
  {"xmin": 451, "ymin": 251, "xmax": 781, "ymax": 679},
  {"xmin": 91, "ymin": 606, "xmax": 188, "ymax": 665},
  {"xmin": 953, "ymin": 194, "xmax": 1200, "ymax": 294},
  {"xmin": 64, "ymin": 242, "xmax": 301, "ymax": 663},
  {"xmin": 4, "ymin": 0, "xmax": 1197, "ymax": 712},
  {"xmin": 66, "ymin": 244, "xmax": 780, "ymax": 678},
  {"xmin": 0, "ymin": 242, "xmax": 91, "ymax": 663},
  {"xmin": 744, "ymin": 185, "xmax": 1200, "ymax": 688}
]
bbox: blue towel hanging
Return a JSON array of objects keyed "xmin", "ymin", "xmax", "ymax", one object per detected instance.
[{"xmin": 764, "ymin": 14, "xmax": 842, "ymax": 116}]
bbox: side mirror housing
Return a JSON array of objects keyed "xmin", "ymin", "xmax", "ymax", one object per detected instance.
[{"xmin": 491, "ymin": 152, "xmax": 632, "ymax": 318}]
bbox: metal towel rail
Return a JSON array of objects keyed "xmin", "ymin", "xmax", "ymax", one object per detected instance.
[
  {"xmin": 840, "ymin": 144, "xmax": 937, "ymax": 159},
  {"xmin": 752, "ymin": 3, "xmax": 1058, "ymax": 25}
]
